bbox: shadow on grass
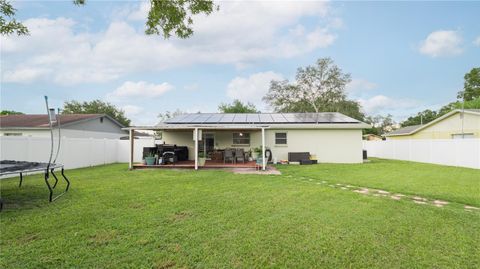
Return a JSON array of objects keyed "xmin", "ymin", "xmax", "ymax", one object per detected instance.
[{"xmin": 1, "ymin": 175, "xmax": 70, "ymax": 211}]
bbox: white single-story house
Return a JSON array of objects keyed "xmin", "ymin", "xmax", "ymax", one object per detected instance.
[
  {"xmin": 125, "ymin": 112, "xmax": 370, "ymax": 170},
  {"xmin": 0, "ymin": 114, "xmax": 127, "ymax": 139}
]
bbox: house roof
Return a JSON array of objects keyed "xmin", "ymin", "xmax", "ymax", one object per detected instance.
[
  {"xmin": 125, "ymin": 112, "xmax": 371, "ymax": 130},
  {"xmin": 162, "ymin": 112, "xmax": 363, "ymax": 125},
  {"xmin": 385, "ymin": 109, "xmax": 480, "ymax": 137},
  {"xmin": 386, "ymin": 124, "xmax": 423, "ymax": 136},
  {"xmin": 0, "ymin": 114, "xmax": 125, "ymax": 129}
]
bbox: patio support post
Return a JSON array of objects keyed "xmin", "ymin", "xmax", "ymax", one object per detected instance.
[
  {"xmin": 129, "ymin": 128, "xmax": 134, "ymax": 170},
  {"xmin": 261, "ymin": 127, "xmax": 266, "ymax": 171},
  {"xmin": 194, "ymin": 128, "xmax": 198, "ymax": 170}
]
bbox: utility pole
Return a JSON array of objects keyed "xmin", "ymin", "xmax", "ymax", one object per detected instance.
[{"xmin": 461, "ymin": 91, "xmax": 465, "ymax": 139}]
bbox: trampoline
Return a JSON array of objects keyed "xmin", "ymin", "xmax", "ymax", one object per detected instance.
[{"xmin": 0, "ymin": 96, "xmax": 71, "ymax": 210}]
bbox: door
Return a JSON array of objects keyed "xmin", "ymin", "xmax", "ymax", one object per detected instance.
[{"xmin": 200, "ymin": 133, "xmax": 215, "ymax": 159}]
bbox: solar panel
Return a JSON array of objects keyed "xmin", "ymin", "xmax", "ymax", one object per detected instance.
[
  {"xmin": 161, "ymin": 112, "xmax": 360, "ymax": 124},
  {"xmin": 246, "ymin": 113, "xmax": 260, "ymax": 123},
  {"xmin": 233, "ymin": 114, "xmax": 247, "ymax": 123},
  {"xmin": 259, "ymin": 114, "xmax": 274, "ymax": 123},
  {"xmin": 271, "ymin": 114, "xmax": 287, "ymax": 122},
  {"xmin": 206, "ymin": 114, "xmax": 223, "ymax": 123},
  {"xmin": 219, "ymin": 114, "xmax": 235, "ymax": 123}
]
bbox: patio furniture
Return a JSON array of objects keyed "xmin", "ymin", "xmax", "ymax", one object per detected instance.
[
  {"xmin": 162, "ymin": 151, "xmax": 177, "ymax": 164},
  {"xmin": 235, "ymin": 148, "xmax": 245, "ymax": 163},
  {"xmin": 212, "ymin": 151, "xmax": 224, "ymax": 162},
  {"xmin": 255, "ymin": 157, "xmax": 263, "ymax": 171},
  {"xmin": 288, "ymin": 152, "xmax": 310, "ymax": 163},
  {"xmin": 224, "ymin": 148, "xmax": 235, "ymax": 164}
]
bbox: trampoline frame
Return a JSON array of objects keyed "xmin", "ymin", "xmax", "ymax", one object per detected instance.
[{"xmin": 0, "ymin": 96, "xmax": 71, "ymax": 210}]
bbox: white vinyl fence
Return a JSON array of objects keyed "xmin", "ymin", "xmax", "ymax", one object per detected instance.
[
  {"xmin": 363, "ymin": 139, "xmax": 480, "ymax": 169},
  {"xmin": 0, "ymin": 136, "xmax": 156, "ymax": 169}
]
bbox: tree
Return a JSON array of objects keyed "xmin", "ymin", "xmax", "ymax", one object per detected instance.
[
  {"xmin": 0, "ymin": 110, "xmax": 23, "ymax": 115},
  {"xmin": 0, "ymin": 0, "xmax": 28, "ymax": 35},
  {"xmin": 62, "ymin": 100, "xmax": 131, "ymax": 127},
  {"xmin": 146, "ymin": 0, "xmax": 217, "ymax": 39},
  {"xmin": 1, "ymin": 0, "xmax": 217, "ymax": 38},
  {"xmin": 263, "ymin": 58, "xmax": 364, "ymax": 120},
  {"xmin": 365, "ymin": 114, "xmax": 396, "ymax": 135},
  {"xmin": 400, "ymin": 109, "xmax": 439, "ymax": 127},
  {"xmin": 457, "ymin": 67, "xmax": 480, "ymax": 101},
  {"xmin": 157, "ymin": 109, "xmax": 185, "ymax": 122},
  {"xmin": 218, "ymin": 99, "xmax": 258, "ymax": 113}
]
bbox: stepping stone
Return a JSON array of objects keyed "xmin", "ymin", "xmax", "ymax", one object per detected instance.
[
  {"xmin": 346, "ymin": 185, "xmax": 353, "ymax": 188},
  {"xmin": 413, "ymin": 200, "xmax": 427, "ymax": 205},
  {"xmin": 336, "ymin": 183, "xmax": 342, "ymax": 186},
  {"xmin": 353, "ymin": 188, "xmax": 369, "ymax": 195},
  {"xmin": 391, "ymin": 196, "xmax": 401, "ymax": 200},
  {"xmin": 341, "ymin": 187, "xmax": 347, "ymax": 190},
  {"xmin": 433, "ymin": 200, "xmax": 449, "ymax": 205},
  {"xmin": 413, "ymin": 196, "xmax": 428, "ymax": 201},
  {"xmin": 394, "ymin": 194, "xmax": 405, "ymax": 197},
  {"xmin": 434, "ymin": 204, "xmax": 444, "ymax": 208},
  {"xmin": 377, "ymin": 190, "xmax": 390, "ymax": 194},
  {"xmin": 464, "ymin": 205, "xmax": 479, "ymax": 210}
]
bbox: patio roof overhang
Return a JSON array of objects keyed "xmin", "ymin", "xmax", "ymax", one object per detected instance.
[{"xmin": 123, "ymin": 122, "xmax": 370, "ymax": 131}]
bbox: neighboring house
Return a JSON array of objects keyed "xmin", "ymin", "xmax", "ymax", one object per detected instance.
[
  {"xmin": 126, "ymin": 112, "xmax": 370, "ymax": 169},
  {"xmin": 363, "ymin": 134, "xmax": 384, "ymax": 141},
  {"xmin": 120, "ymin": 131, "xmax": 154, "ymax": 140},
  {"xmin": 385, "ymin": 109, "xmax": 480, "ymax": 140},
  {"xmin": 0, "ymin": 114, "xmax": 126, "ymax": 139}
]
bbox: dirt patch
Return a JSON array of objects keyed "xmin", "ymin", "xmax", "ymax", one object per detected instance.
[
  {"xmin": 17, "ymin": 233, "xmax": 40, "ymax": 244},
  {"xmin": 88, "ymin": 230, "xmax": 117, "ymax": 246},
  {"xmin": 232, "ymin": 167, "xmax": 281, "ymax": 175},
  {"xmin": 170, "ymin": 211, "xmax": 193, "ymax": 222}
]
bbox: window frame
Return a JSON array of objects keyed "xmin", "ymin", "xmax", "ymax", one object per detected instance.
[
  {"xmin": 275, "ymin": 132, "xmax": 288, "ymax": 145},
  {"xmin": 232, "ymin": 132, "xmax": 250, "ymax": 145}
]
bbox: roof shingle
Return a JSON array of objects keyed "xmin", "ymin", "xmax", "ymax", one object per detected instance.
[{"xmin": 0, "ymin": 114, "xmax": 103, "ymax": 128}]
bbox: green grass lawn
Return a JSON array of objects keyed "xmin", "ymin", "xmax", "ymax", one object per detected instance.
[{"xmin": 1, "ymin": 159, "xmax": 479, "ymax": 268}]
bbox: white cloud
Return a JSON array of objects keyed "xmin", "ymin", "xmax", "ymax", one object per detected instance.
[
  {"xmin": 183, "ymin": 83, "xmax": 199, "ymax": 91},
  {"xmin": 226, "ymin": 71, "xmax": 284, "ymax": 105},
  {"xmin": 419, "ymin": 30, "xmax": 463, "ymax": 57},
  {"xmin": 108, "ymin": 81, "xmax": 173, "ymax": 98},
  {"xmin": 358, "ymin": 95, "xmax": 419, "ymax": 115},
  {"xmin": 2, "ymin": 67, "xmax": 52, "ymax": 83},
  {"xmin": 122, "ymin": 104, "xmax": 144, "ymax": 116},
  {"xmin": 346, "ymin": 78, "xmax": 377, "ymax": 93},
  {"xmin": 474, "ymin": 36, "xmax": 480, "ymax": 46},
  {"xmin": 2, "ymin": 2, "xmax": 339, "ymax": 85}
]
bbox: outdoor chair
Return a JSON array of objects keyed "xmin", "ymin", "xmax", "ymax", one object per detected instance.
[
  {"xmin": 224, "ymin": 148, "xmax": 235, "ymax": 164},
  {"xmin": 235, "ymin": 148, "xmax": 245, "ymax": 163}
]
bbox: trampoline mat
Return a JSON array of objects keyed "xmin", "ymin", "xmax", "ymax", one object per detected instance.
[{"xmin": 0, "ymin": 160, "xmax": 62, "ymax": 175}]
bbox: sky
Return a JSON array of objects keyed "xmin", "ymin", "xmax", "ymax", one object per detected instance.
[{"xmin": 1, "ymin": 1, "xmax": 479, "ymax": 125}]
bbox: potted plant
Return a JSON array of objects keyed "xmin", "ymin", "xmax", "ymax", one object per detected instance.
[
  {"xmin": 252, "ymin": 147, "xmax": 262, "ymax": 159},
  {"xmin": 144, "ymin": 152, "xmax": 156, "ymax": 165},
  {"xmin": 198, "ymin": 152, "xmax": 206, "ymax": 166}
]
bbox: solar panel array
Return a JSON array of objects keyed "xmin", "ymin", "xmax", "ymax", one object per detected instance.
[{"xmin": 162, "ymin": 113, "xmax": 360, "ymax": 125}]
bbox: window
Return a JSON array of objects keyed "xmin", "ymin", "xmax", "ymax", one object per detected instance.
[
  {"xmin": 452, "ymin": 133, "xmax": 475, "ymax": 139},
  {"xmin": 4, "ymin": 133, "xmax": 22, "ymax": 136},
  {"xmin": 232, "ymin": 132, "xmax": 250, "ymax": 145},
  {"xmin": 275, "ymin": 132, "xmax": 287, "ymax": 145}
]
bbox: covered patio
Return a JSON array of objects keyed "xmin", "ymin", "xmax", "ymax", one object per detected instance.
[{"xmin": 125, "ymin": 125, "xmax": 268, "ymax": 171}]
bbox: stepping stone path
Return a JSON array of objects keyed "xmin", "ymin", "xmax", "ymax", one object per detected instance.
[{"xmin": 289, "ymin": 176, "xmax": 479, "ymax": 212}]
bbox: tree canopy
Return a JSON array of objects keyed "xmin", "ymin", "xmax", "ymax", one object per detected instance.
[
  {"xmin": 218, "ymin": 100, "xmax": 258, "ymax": 113},
  {"xmin": 263, "ymin": 58, "xmax": 364, "ymax": 120},
  {"xmin": 1, "ymin": 0, "xmax": 217, "ymax": 38},
  {"xmin": 457, "ymin": 67, "xmax": 480, "ymax": 101},
  {"xmin": 62, "ymin": 100, "xmax": 131, "ymax": 127},
  {"xmin": 364, "ymin": 114, "xmax": 396, "ymax": 136},
  {"xmin": 0, "ymin": 110, "xmax": 24, "ymax": 115},
  {"xmin": 157, "ymin": 109, "xmax": 185, "ymax": 122},
  {"xmin": 0, "ymin": 0, "xmax": 28, "ymax": 35}
]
